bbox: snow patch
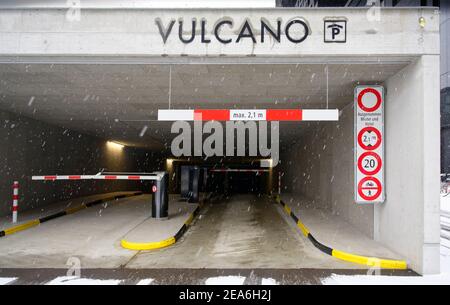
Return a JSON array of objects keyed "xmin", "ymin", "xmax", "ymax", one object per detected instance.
[
  {"xmin": 441, "ymin": 194, "xmax": 450, "ymax": 213},
  {"xmin": 46, "ymin": 276, "xmax": 121, "ymax": 285},
  {"xmin": 0, "ymin": 278, "xmax": 17, "ymax": 285},
  {"xmin": 136, "ymin": 278, "xmax": 154, "ymax": 285},
  {"xmin": 205, "ymin": 276, "xmax": 246, "ymax": 285},
  {"xmin": 321, "ymin": 273, "xmax": 450, "ymax": 285},
  {"xmin": 261, "ymin": 278, "xmax": 278, "ymax": 285}
]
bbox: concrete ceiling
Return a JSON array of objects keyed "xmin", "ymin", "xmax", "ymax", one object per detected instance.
[{"xmin": 0, "ymin": 63, "xmax": 407, "ymax": 150}]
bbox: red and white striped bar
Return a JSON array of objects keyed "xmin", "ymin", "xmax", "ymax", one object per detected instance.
[
  {"xmin": 32, "ymin": 174, "xmax": 162, "ymax": 181},
  {"xmin": 158, "ymin": 109, "xmax": 339, "ymax": 122},
  {"xmin": 12, "ymin": 181, "xmax": 19, "ymax": 224}
]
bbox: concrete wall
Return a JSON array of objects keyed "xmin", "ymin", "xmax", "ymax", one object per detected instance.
[
  {"xmin": 279, "ymin": 105, "xmax": 374, "ymax": 237},
  {"xmin": 329, "ymin": 106, "xmax": 375, "ymax": 238},
  {"xmin": 0, "ymin": 8, "xmax": 439, "ymax": 58},
  {"xmin": 279, "ymin": 123, "xmax": 333, "ymax": 210},
  {"xmin": 280, "ymin": 56, "xmax": 442, "ymax": 274},
  {"xmin": 0, "ymin": 110, "xmax": 163, "ymax": 217},
  {"xmin": 377, "ymin": 56, "xmax": 441, "ymax": 274}
]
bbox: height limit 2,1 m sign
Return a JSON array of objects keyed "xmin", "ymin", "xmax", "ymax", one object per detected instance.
[{"xmin": 355, "ymin": 86, "xmax": 385, "ymax": 204}]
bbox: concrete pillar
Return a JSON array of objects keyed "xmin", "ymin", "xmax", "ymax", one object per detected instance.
[{"xmin": 376, "ymin": 55, "xmax": 441, "ymax": 274}]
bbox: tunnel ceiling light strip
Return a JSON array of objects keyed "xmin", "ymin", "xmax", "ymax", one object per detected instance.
[
  {"xmin": 107, "ymin": 141, "xmax": 125, "ymax": 149},
  {"xmin": 157, "ymin": 109, "xmax": 339, "ymax": 122}
]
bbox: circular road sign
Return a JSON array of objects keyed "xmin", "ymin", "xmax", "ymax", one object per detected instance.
[
  {"xmin": 358, "ymin": 88, "xmax": 382, "ymax": 113},
  {"xmin": 358, "ymin": 151, "xmax": 382, "ymax": 176},
  {"xmin": 358, "ymin": 176, "xmax": 382, "ymax": 201},
  {"xmin": 152, "ymin": 185, "xmax": 157, "ymax": 193},
  {"xmin": 358, "ymin": 127, "xmax": 382, "ymax": 151}
]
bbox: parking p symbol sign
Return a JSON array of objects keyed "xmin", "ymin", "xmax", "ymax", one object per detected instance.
[{"xmin": 324, "ymin": 20, "xmax": 347, "ymax": 43}]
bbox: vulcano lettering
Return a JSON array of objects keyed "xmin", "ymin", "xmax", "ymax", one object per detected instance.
[{"xmin": 156, "ymin": 18, "xmax": 309, "ymax": 44}]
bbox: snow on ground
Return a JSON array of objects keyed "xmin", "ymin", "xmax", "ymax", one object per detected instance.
[
  {"xmin": 45, "ymin": 276, "xmax": 121, "ymax": 285},
  {"xmin": 261, "ymin": 278, "xmax": 279, "ymax": 285},
  {"xmin": 0, "ymin": 278, "xmax": 17, "ymax": 285},
  {"xmin": 205, "ymin": 276, "xmax": 246, "ymax": 285},
  {"xmin": 441, "ymin": 193, "xmax": 450, "ymax": 275},
  {"xmin": 441, "ymin": 193, "xmax": 450, "ymax": 213},
  {"xmin": 321, "ymin": 273, "xmax": 450, "ymax": 285},
  {"xmin": 136, "ymin": 279, "xmax": 154, "ymax": 285}
]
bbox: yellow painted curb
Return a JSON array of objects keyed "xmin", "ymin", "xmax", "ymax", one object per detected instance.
[
  {"xmin": 4, "ymin": 219, "xmax": 40, "ymax": 235},
  {"xmin": 297, "ymin": 220, "xmax": 310, "ymax": 237},
  {"xmin": 121, "ymin": 236, "xmax": 176, "ymax": 251},
  {"xmin": 283, "ymin": 205, "xmax": 291, "ymax": 215},
  {"xmin": 120, "ymin": 202, "xmax": 203, "ymax": 251},
  {"xmin": 65, "ymin": 204, "xmax": 87, "ymax": 215},
  {"xmin": 184, "ymin": 214, "xmax": 194, "ymax": 226},
  {"xmin": 277, "ymin": 197, "xmax": 408, "ymax": 270},
  {"xmin": 1, "ymin": 192, "xmax": 144, "ymax": 238},
  {"xmin": 332, "ymin": 249, "xmax": 408, "ymax": 270}
]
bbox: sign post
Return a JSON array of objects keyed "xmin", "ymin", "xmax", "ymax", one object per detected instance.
[{"xmin": 355, "ymin": 86, "xmax": 385, "ymax": 204}]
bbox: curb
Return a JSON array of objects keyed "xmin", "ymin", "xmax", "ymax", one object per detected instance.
[
  {"xmin": 0, "ymin": 192, "xmax": 143, "ymax": 238},
  {"xmin": 275, "ymin": 196, "xmax": 408, "ymax": 270},
  {"xmin": 120, "ymin": 203, "xmax": 203, "ymax": 251}
]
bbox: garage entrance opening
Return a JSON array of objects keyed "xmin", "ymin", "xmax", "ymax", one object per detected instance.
[{"xmin": 0, "ymin": 61, "xmax": 410, "ymax": 270}]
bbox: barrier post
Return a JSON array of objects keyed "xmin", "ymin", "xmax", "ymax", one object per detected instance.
[
  {"xmin": 152, "ymin": 172, "xmax": 169, "ymax": 219},
  {"xmin": 12, "ymin": 181, "xmax": 19, "ymax": 223}
]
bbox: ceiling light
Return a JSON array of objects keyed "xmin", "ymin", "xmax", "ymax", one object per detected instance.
[{"xmin": 107, "ymin": 141, "xmax": 125, "ymax": 149}]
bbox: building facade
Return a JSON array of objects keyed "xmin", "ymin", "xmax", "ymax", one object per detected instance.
[{"xmin": 0, "ymin": 0, "xmax": 443, "ymax": 274}]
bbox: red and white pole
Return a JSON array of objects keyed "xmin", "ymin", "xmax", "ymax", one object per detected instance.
[{"xmin": 12, "ymin": 181, "xmax": 19, "ymax": 223}]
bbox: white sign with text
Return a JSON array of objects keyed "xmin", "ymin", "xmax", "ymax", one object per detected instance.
[{"xmin": 355, "ymin": 86, "xmax": 385, "ymax": 204}]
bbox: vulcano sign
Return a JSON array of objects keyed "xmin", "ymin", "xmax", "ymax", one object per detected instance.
[{"xmin": 155, "ymin": 18, "xmax": 310, "ymax": 44}]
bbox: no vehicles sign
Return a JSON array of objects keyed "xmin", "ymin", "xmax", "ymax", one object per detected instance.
[{"xmin": 355, "ymin": 86, "xmax": 384, "ymax": 204}]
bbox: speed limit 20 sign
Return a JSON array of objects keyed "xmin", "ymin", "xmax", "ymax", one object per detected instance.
[{"xmin": 355, "ymin": 86, "xmax": 385, "ymax": 204}]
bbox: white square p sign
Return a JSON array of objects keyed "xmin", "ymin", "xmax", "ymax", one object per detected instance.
[{"xmin": 324, "ymin": 20, "xmax": 347, "ymax": 43}]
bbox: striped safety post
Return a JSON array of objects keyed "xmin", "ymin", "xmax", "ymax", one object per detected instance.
[{"xmin": 12, "ymin": 181, "xmax": 19, "ymax": 223}]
